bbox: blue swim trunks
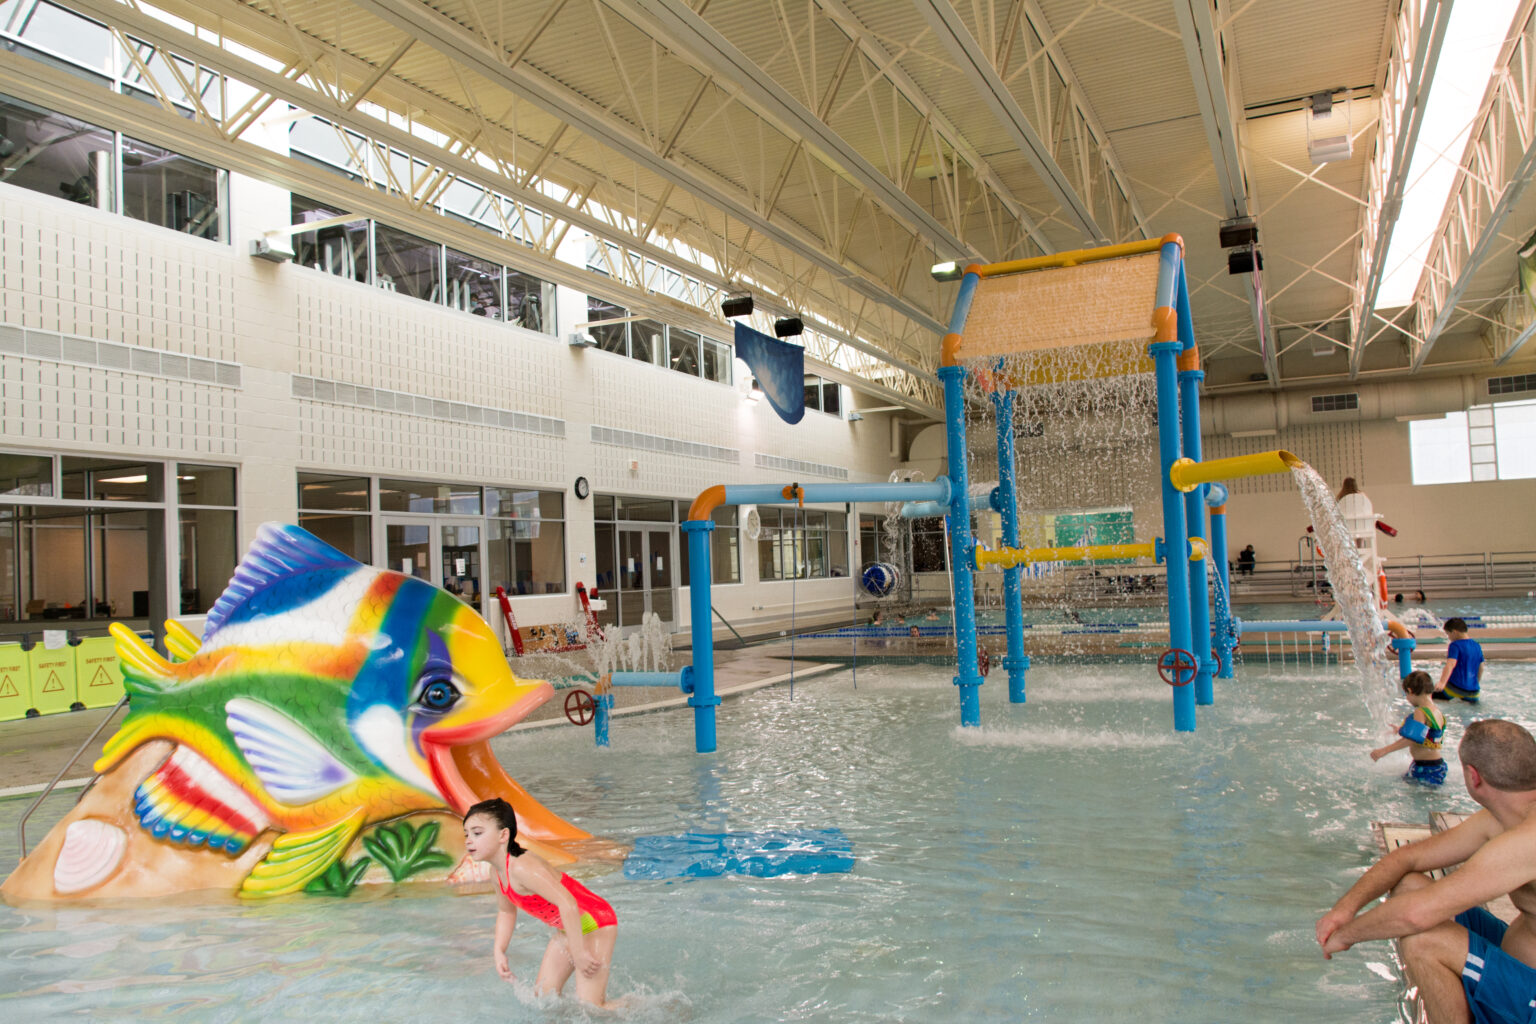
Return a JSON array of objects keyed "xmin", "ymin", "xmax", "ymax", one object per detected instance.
[
  {"xmin": 1456, "ymin": 906, "xmax": 1536, "ymax": 1024},
  {"xmin": 1407, "ymin": 759, "xmax": 1448, "ymax": 786}
]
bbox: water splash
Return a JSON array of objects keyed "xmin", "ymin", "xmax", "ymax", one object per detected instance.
[{"xmin": 1291, "ymin": 464, "xmax": 1395, "ymax": 729}]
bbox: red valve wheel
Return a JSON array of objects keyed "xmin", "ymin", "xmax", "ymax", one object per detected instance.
[
  {"xmin": 1157, "ymin": 648, "xmax": 1198, "ymax": 687},
  {"xmin": 1212, "ymin": 649, "xmax": 1225, "ymax": 676},
  {"xmin": 977, "ymin": 648, "xmax": 991, "ymax": 677},
  {"xmin": 564, "ymin": 688, "xmax": 597, "ymax": 726}
]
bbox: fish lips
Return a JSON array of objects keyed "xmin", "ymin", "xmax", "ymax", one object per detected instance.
[{"xmin": 422, "ymin": 681, "xmax": 552, "ymax": 816}]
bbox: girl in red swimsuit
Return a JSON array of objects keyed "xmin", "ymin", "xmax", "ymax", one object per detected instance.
[{"xmin": 462, "ymin": 798, "xmax": 618, "ymax": 1007}]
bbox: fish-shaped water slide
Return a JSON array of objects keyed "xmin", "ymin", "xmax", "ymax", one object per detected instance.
[{"xmin": 3, "ymin": 523, "xmax": 590, "ymax": 901}]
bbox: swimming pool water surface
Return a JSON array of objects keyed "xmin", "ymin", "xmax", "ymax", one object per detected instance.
[{"xmin": 4, "ymin": 652, "xmax": 1536, "ymax": 1022}]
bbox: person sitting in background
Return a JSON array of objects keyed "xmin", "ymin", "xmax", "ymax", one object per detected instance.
[{"xmin": 1237, "ymin": 544, "xmax": 1256, "ymax": 576}]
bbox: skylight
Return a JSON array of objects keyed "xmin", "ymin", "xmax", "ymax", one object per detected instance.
[{"xmin": 1374, "ymin": 0, "xmax": 1522, "ymax": 309}]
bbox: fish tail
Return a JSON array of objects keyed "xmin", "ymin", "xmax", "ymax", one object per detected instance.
[
  {"xmin": 163, "ymin": 620, "xmax": 203, "ymax": 663},
  {"xmin": 108, "ymin": 622, "xmax": 174, "ymax": 697}
]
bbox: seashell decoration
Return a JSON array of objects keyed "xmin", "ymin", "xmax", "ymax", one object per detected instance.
[
  {"xmin": 446, "ymin": 855, "xmax": 492, "ymax": 884},
  {"xmin": 53, "ymin": 818, "xmax": 128, "ymax": 895}
]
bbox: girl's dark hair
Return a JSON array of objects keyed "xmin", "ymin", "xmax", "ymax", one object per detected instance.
[
  {"xmin": 464, "ymin": 797, "xmax": 526, "ymax": 855},
  {"xmin": 1402, "ymin": 670, "xmax": 1434, "ymax": 696}
]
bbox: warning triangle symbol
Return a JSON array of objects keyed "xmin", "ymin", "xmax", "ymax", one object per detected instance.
[
  {"xmin": 0, "ymin": 675, "xmax": 15, "ymax": 698},
  {"xmin": 42, "ymin": 670, "xmax": 64, "ymax": 692},
  {"xmin": 89, "ymin": 666, "xmax": 113, "ymax": 688}
]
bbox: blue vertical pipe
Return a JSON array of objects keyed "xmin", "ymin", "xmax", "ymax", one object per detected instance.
[
  {"xmin": 942, "ymin": 270, "xmax": 984, "ymax": 727},
  {"xmin": 594, "ymin": 691, "xmax": 613, "ymax": 747},
  {"xmin": 1392, "ymin": 636, "xmax": 1416, "ymax": 679},
  {"xmin": 1206, "ymin": 482, "xmax": 1235, "ymax": 679},
  {"xmin": 1179, "ymin": 360, "xmax": 1214, "ymax": 706},
  {"xmin": 1152, "ymin": 244, "xmax": 1196, "ymax": 732},
  {"xmin": 680, "ymin": 519, "xmax": 720, "ymax": 752},
  {"xmin": 991, "ymin": 386, "xmax": 1030, "ymax": 702}
]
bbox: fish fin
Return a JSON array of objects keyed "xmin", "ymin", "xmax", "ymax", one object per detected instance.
[
  {"xmin": 205, "ymin": 522, "xmax": 359, "ymax": 638},
  {"xmin": 225, "ymin": 697, "xmax": 358, "ymax": 805},
  {"xmin": 239, "ymin": 808, "xmax": 365, "ymax": 898},
  {"xmin": 132, "ymin": 745, "xmax": 269, "ymax": 855},
  {"xmin": 108, "ymin": 622, "xmax": 174, "ymax": 696},
  {"xmin": 163, "ymin": 620, "xmax": 202, "ymax": 663}
]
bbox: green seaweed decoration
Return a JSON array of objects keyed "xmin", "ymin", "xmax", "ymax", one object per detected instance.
[
  {"xmin": 363, "ymin": 819, "xmax": 455, "ymax": 882},
  {"xmin": 303, "ymin": 856, "xmax": 371, "ymax": 897}
]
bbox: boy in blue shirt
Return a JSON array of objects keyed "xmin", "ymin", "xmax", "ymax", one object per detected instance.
[{"xmin": 1433, "ymin": 617, "xmax": 1485, "ymax": 703}]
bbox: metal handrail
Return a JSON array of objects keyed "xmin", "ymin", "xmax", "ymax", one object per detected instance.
[{"xmin": 15, "ymin": 695, "xmax": 128, "ymax": 861}]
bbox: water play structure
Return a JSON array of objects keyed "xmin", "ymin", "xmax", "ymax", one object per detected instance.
[{"xmin": 603, "ymin": 235, "xmax": 1341, "ymax": 748}]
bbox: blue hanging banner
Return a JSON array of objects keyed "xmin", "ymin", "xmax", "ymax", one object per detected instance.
[{"xmin": 734, "ymin": 322, "xmax": 805, "ymax": 424}]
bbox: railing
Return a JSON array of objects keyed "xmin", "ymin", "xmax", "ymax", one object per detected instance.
[{"xmin": 966, "ymin": 551, "xmax": 1536, "ymax": 605}]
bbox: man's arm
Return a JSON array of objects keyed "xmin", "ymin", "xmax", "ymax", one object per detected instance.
[
  {"xmin": 1329, "ymin": 819, "xmax": 1536, "ymax": 952},
  {"xmin": 1317, "ymin": 812, "xmax": 1498, "ymax": 954}
]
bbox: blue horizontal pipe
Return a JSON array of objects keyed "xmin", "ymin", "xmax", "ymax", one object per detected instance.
[
  {"xmin": 722, "ymin": 480, "xmax": 951, "ymax": 509},
  {"xmin": 609, "ymin": 670, "xmax": 691, "ymax": 689},
  {"xmin": 900, "ymin": 501, "xmax": 947, "ymax": 519},
  {"xmin": 1238, "ymin": 620, "xmax": 1350, "ymax": 634}
]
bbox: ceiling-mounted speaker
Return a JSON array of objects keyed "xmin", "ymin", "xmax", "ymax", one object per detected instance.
[
  {"xmin": 721, "ymin": 295, "xmax": 753, "ymax": 318},
  {"xmin": 1227, "ymin": 247, "xmax": 1263, "ymax": 275},
  {"xmin": 1219, "ymin": 217, "xmax": 1258, "ymax": 249},
  {"xmin": 773, "ymin": 317, "xmax": 804, "ymax": 338}
]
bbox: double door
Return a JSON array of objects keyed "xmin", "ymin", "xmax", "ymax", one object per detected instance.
[
  {"xmin": 616, "ymin": 527, "xmax": 673, "ymax": 628},
  {"xmin": 382, "ymin": 516, "xmax": 483, "ymax": 613}
]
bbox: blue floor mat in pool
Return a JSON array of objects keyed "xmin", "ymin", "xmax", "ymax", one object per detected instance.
[{"xmin": 623, "ymin": 828, "xmax": 854, "ymax": 879}]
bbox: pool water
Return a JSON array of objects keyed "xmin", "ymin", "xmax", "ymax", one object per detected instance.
[{"xmin": 4, "ymin": 655, "xmax": 1536, "ymax": 1022}]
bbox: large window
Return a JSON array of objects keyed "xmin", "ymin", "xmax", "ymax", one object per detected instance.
[
  {"xmin": 374, "ymin": 223, "xmax": 439, "ymax": 302},
  {"xmin": 177, "ymin": 463, "xmax": 237, "ymax": 614},
  {"xmin": 0, "ymin": 92, "xmax": 226, "ymax": 241},
  {"xmin": 291, "ymin": 195, "xmax": 368, "ymax": 282},
  {"xmin": 297, "ymin": 473, "xmax": 372, "ymax": 563},
  {"xmin": 0, "ymin": 453, "xmax": 234, "ymax": 628},
  {"xmin": 487, "ymin": 493, "xmax": 566, "ymax": 596},
  {"xmin": 1409, "ymin": 401, "xmax": 1536, "ymax": 484},
  {"xmin": 678, "ymin": 506, "xmax": 740, "ymax": 586},
  {"xmin": 121, "ymin": 135, "xmax": 223, "ymax": 240},
  {"xmin": 757, "ymin": 507, "xmax": 849, "ymax": 581}
]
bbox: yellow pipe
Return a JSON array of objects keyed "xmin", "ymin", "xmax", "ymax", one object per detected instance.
[
  {"xmin": 972, "ymin": 237, "xmax": 1169, "ymax": 279},
  {"xmin": 1169, "ymin": 450, "xmax": 1303, "ymax": 493},
  {"xmin": 976, "ymin": 541, "xmax": 1158, "ymax": 570}
]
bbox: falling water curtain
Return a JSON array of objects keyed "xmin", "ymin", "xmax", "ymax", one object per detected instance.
[{"xmin": 734, "ymin": 322, "xmax": 805, "ymax": 424}]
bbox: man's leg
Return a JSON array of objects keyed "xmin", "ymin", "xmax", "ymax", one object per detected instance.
[{"xmin": 1399, "ymin": 922, "xmax": 1472, "ymax": 1024}]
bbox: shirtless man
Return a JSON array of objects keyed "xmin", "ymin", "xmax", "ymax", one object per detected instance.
[{"xmin": 1316, "ymin": 719, "xmax": 1536, "ymax": 1023}]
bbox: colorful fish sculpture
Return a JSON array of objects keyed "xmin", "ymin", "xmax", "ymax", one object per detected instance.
[{"xmin": 93, "ymin": 522, "xmax": 588, "ymax": 898}]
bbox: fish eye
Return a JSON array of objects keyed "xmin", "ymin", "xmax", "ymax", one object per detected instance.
[{"xmin": 417, "ymin": 678, "xmax": 461, "ymax": 713}]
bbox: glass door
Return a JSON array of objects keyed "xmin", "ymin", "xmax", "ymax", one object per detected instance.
[
  {"xmin": 616, "ymin": 527, "xmax": 675, "ymax": 628},
  {"xmin": 382, "ymin": 517, "xmax": 485, "ymax": 613}
]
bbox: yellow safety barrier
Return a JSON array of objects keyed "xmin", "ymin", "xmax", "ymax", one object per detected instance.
[
  {"xmin": 976, "ymin": 541, "xmax": 1158, "ymax": 570},
  {"xmin": 74, "ymin": 635, "xmax": 124, "ymax": 710},
  {"xmin": 0, "ymin": 643, "xmax": 29, "ymax": 721},
  {"xmin": 1168, "ymin": 450, "xmax": 1303, "ymax": 493},
  {"xmin": 28, "ymin": 642, "xmax": 78, "ymax": 715}
]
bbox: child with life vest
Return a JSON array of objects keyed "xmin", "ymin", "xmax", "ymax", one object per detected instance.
[
  {"xmin": 1371, "ymin": 670, "xmax": 1450, "ymax": 785},
  {"xmin": 461, "ymin": 798, "xmax": 618, "ymax": 1006}
]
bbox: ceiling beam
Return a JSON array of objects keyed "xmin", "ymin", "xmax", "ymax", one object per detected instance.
[
  {"xmin": 912, "ymin": 0, "xmax": 1106, "ymax": 244},
  {"xmin": 351, "ymin": 0, "xmax": 948, "ymax": 336},
  {"xmin": 1348, "ymin": 0, "xmax": 1451, "ymax": 378},
  {"xmin": 1409, "ymin": 0, "xmax": 1536, "ymax": 370},
  {"xmin": 1171, "ymin": 0, "xmax": 1278, "ymax": 387},
  {"xmin": 627, "ymin": 0, "xmax": 978, "ymax": 262},
  {"xmin": 813, "ymin": 0, "xmax": 1051, "ymax": 257}
]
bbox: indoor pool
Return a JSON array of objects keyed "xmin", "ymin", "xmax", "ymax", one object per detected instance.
[{"xmin": 4, "ymin": 655, "xmax": 1535, "ymax": 1022}]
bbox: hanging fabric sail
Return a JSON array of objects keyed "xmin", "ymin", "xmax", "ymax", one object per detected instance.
[{"xmin": 734, "ymin": 322, "xmax": 805, "ymax": 424}]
